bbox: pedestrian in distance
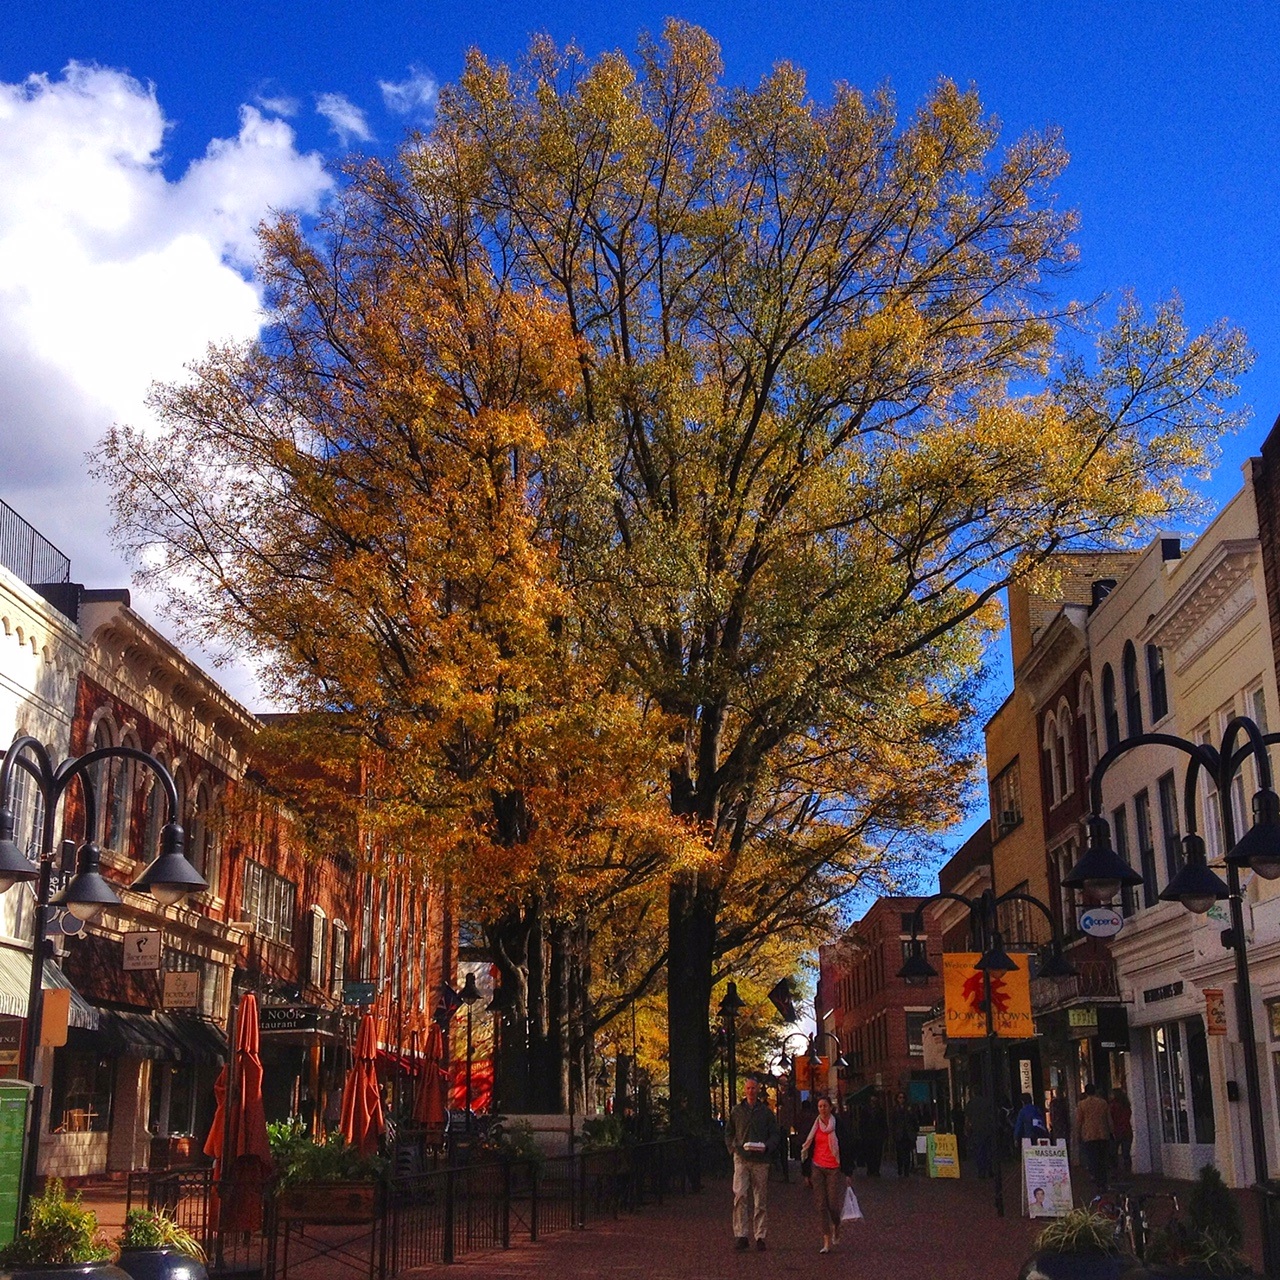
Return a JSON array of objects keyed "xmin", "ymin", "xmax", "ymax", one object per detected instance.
[
  {"xmin": 1109, "ymin": 1087, "xmax": 1133, "ymax": 1175},
  {"xmin": 890, "ymin": 1092, "xmax": 917, "ymax": 1177},
  {"xmin": 1012, "ymin": 1092, "xmax": 1049, "ymax": 1144},
  {"xmin": 801, "ymin": 1096, "xmax": 848, "ymax": 1253},
  {"xmin": 964, "ymin": 1090, "xmax": 995, "ymax": 1178},
  {"xmin": 726, "ymin": 1075, "xmax": 780, "ymax": 1251},
  {"xmin": 861, "ymin": 1092, "xmax": 888, "ymax": 1176},
  {"xmin": 1076, "ymin": 1083, "xmax": 1113, "ymax": 1192}
]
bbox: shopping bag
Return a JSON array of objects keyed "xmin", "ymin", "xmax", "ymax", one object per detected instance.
[{"xmin": 841, "ymin": 1187, "xmax": 863, "ymax": 1221}]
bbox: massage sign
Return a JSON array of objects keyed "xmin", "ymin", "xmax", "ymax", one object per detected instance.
[{"xmin": 942, "ymin": 952, "xmax": 1034, "ymax": 1039}]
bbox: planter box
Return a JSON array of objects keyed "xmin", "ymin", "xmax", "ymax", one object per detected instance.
[
  {"xmin": 275, "ymin": 1182, "xmax": 377, "ymax": 1225},
  {"xmin": 1019, "ymin": 1253, "xmax": 1133, "ymax": 1280}
]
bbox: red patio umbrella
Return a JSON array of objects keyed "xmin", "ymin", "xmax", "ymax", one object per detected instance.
[
  {"xmin": 340, "ymin": 1012, "xmax": 384, "ymax": 1157},
  {"xmin": 413, "ymin": 1022, "xmax": 448, "ymax": 1137},
  {"xmin": 204, "ymin": 992, "xmax": 272, "ymax": 1232}
]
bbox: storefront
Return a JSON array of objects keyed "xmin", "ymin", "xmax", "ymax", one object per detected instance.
[{"xmin": 257, "ymin": 1002, "xmax": 349, "ymax": 1133}]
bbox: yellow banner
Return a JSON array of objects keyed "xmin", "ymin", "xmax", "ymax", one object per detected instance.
[{"xmin": 943, "ymin": 952, "xmax": 1033, "ymax": 1039}]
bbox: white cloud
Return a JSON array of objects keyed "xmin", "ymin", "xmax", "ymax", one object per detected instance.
[
  {"xmin": 256, "ymin": 92, "xmax": 299, "ymax": 117},
  {"xmin": 379, "ymin": 68, "xmax": 437, "ymax": 117},
  {"xmin": 315, "ymin": 91, "xmax": 372, "ymax": 146},
  {"xmin": 0, "ymin": 61, "xmax": 331, "ymax": 709}
]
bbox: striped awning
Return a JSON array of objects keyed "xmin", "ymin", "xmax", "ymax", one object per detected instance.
[{"xmin": 0, "ymin": 946, "xmax": 98, "ymax": 1030}]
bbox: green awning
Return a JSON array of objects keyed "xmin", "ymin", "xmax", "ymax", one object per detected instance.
[
  {"xmin": 92, "ymin": 1010, "xmax": 226, "ymax": 1064},
  {"xmin": 0, "ymin": 946, "xmax": 97, "ymax": 1030}
]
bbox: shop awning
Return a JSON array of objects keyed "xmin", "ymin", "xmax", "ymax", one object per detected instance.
[
  {"xmin": 93, "ymin": 1010, "xmax": 227, "ymax": 1064},
  {"xmin": 0, "ymin": 947, "xmax": 98, "ymax": 1030},
  {"xmin": 843, "ymin": 1084, "xmax": 875, "ymax": 1105}
]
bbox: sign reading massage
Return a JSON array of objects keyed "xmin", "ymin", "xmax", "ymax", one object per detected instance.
[{"xmin": 943, "ymin": 952, "xmax": 1033, "ymax": 1039}]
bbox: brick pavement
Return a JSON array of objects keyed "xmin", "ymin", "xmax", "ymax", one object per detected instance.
[{"xmin": 405, "ymin": 1170, "xmax": 1044, "ymax": 1280}]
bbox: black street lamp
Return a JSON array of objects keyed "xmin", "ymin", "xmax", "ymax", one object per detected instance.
[
  {"xmin": 0, "ymin": 734, "xmax": 206, "ymax": 1224},
  {"xmin": 1063, "ymin": 716, "xmax": 1280, "ymax": 1277},
  {"xmin": 897, "ymin": 887, "xmax": 1074, "ymax": 1218},
  {"xmin": 807, "ymin": 1030, "xmax": 850, "ymax": 1099},
  {"xmin": 459, "ymin": 971, "xmax": 480, "ymax": 1131},
  {"xmin": 718, "ymin": 980, "xmax": 745, "ymax": 1106}
]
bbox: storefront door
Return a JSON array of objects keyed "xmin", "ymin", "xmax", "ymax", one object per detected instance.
[{"xmin": 1150, "ymin": 1016, "xmax": 1216, "ymax": 1179}]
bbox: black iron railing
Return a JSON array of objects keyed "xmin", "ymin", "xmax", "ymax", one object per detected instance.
[{"xmin": 0, "ymin": 498, "xmax": 70, "ymax": 586}]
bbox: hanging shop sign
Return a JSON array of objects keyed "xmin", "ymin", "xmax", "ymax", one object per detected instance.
[
  {"xmin": 123, "ymin": 931, "xmax": 162, "ymax": 971},
  {"xmin": 260, "ymin": 1004, "xmax": 323, "ymax": 1033},
  {"xmin": 1078, "ymin": 907, "xmax": 1124, "ymax": 938},
  {"xmin": 942, "ymin": 952, "xmax": 1032, "ymax": 1039},
  {"xmin": 162, "ymin": 971, "xmax": 200, "ymax": 1010},
  {"xmin": 1205, "ymin": 988, "xmax": 1227, "ymax": 1036},
  {"xmin": 1143, "ymin": 980, "xmax": 1183, "ymax": 1005}
]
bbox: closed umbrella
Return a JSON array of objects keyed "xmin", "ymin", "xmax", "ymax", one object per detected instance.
[
  {"xmin": 340, "ymin": 1012, "xmax": 384, "ymax": 1157},
  {"xmin": 204, "ymin": 992, "xmax": 272, "ymax": 1232},
  {"xmin": 413, "ymin": 1022, "xmax": 448, "ymax": 1137}
]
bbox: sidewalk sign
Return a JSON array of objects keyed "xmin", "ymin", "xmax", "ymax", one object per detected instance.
[
  {"xmin": 1021, "ymin": 1139, "xmax": 1072, "ymax": 1217},
  {"xmin": 0, "ymin": 1082, "xmax": 32, "ymax": 1245},
  {"xmin": 926, "ymin": 1131, "xmax": 960, "ymax": 1178}
]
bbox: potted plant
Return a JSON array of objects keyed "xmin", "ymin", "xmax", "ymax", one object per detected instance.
[
  {"xmin": 1019, "ymin": 1207, "xmax": 1132, "ymax": 1280},
  {"xmin": 269, "ymin": 1121, "xmax": 384, "ymax": 1225},
  {"xmin": 113, "ymin": 1211, "xmax": 206, "ymax": 1280},
  {"xmin": 1145, "ymin": 1166, "xmax": 1254, "ymax": 1278},
  {"xmin": 0, "ymin": 1179, "xmax": 126, "ymax": 1280}
]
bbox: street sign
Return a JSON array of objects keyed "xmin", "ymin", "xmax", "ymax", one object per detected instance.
[
  {"xmin": 162, "ymin": 971, "xmax": 200, "ymax": 1009},
  {"xmin": 1078, "ymin": 906, "xmax": 1123, "ymax": 938},
  {"xmin": 123, "ymin": 931, "xmax": 163, "ymax": 971}
]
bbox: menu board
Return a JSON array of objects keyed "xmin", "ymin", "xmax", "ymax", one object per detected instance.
[{"xmin": 0, "ymin": 1083, "xmax": 32, "ymax": 1245}]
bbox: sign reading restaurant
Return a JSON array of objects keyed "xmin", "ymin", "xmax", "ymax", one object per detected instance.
[{"xmin": 260, "ymin": 1005, "xmax": 325, "ymax": 1033}]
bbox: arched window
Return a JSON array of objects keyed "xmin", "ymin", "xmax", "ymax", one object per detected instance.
[
  {"xmin": 1056, "ymin": 701, "xmax": 1074, "ymax": 799},
  {"xmin": 139, "ymin": 753, "xmax": 168, "ymax": 865},
  {"xmin": 1102, "ymin": 664, "xmax": 1120, "ymax": 750},
  {"xmin": 188, "ymin": 782, "xmax": 222, "ymax": 896},
  {"xmin": 1123, "ymin": 641, "xmax": 1142, "ymax": 736},
  {"xmin": 111, "ymin": 730, "xmax": 138, "ymax": 855},
  {"xmin": 1079, "ymin": 675, "xmax": 1099, "ymax": 775},
  {"xmin": 1147, "ymin": 644, "xmax": 1169, "ymax": 723},
  {"xmin": 88, "ymin": 716, "xmax": 114, "ymax": 846},
  {"xmin": 1043, "ymin": 716, "xmax": 1063, "ymax": 806},
  {"xmin": 308, "ymin": 906, "xmax": 328, "ymax": 991}
]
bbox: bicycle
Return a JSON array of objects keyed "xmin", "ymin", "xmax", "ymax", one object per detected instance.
[{"xmin": 1088, "ymin": 1189, "xmax": 1181, "ymax": 1261}]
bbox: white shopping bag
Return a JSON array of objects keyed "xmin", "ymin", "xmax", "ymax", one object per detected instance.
[{"xmin": 841, "ymin": 1187, "xmax": 863, "ymax": 1222}]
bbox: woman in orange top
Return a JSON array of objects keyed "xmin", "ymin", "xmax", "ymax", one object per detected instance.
[{"xmin": 801, "ymin": 1096, "xmax": 844, "ymax": 1253}]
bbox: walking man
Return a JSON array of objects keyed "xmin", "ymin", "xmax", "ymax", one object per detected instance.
[
  {"xmin": 1076, "ymin": 1083, "xmax": 1113, "ymax": 1192},
  {"xmin": 726, "ymin": 1076, "xmax": 779, "ymax": 1251}
]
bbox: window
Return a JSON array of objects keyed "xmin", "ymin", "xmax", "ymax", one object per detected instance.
[
  {"xmin": 1102, "ymin": 664, "xmax": 1120, "ymax": 750},
  {"xmin": 307, "ymin": 905, "xmax": 327, "ymax": 990},
  {"xmin": 50, "ymin": 1049, "xmax": 113, "ymax": 1133},
  {"xmin": 1152, "ymin": 1023, "xmax": 1189, "ymax": 1144},
  {"xmin": 188, "ymin": 784, "xmax": 220, "ymax": 896},
  {"xmin": 331, "ymin": 921, "xmax": 348, "ymax": 999},
  {"xmin": 1147, "ymin": 645, "xmax": 1169, "ymax": 722},
  {"xmin": 899, "ymin": 912, "xmax": 918, "ymax": 935},
  {"xmin": 1052, "ymin": 844, "xmax": 1078, "ymax": 938},
  {"xmin": 998, "ymin": 880, "xmax": 1039, "ymax": 946},
  {"xmin": 1249, "ymin": 685, "xmax": 1274, "ymax": 792},
  {"xmin": 990, "ymin": 760, "xmax": 1022, "ymax": 838},
  {"xmin": 1157, "ymin": 772, "xmax": 1182, "ymax": 883},
  {"xmin": 1113, "ymin": 804, "xmax": 1134, "ymax": 915},
  {"xmin": 241, "ymin": 860, "xmax": 296, "ymax": 947},
  {"xmin": 110, "ymin": 731, "xmax": 138, "ymax": 854},
  {"xmin": 1134, "ymin": 789, "xmax": 1157, "ymax": 908},
  {"xmin": 88, "ymin": 717, "xmax": 113, "ymax": 846},
  {"xmin": 905, "ymin": 1011, "xmax": 928, "ymax": 1057},
  {"xmin": 1122, "ymin": 642, "xmax": 1142, "ymax": 737},
  {"xmin": 140, "ymin": 774, "xmax": 165, "ymax": 865},
  {"xmin": 1079, "ymin": 675, "xmax": 1099, "ymax": 776},
  {"xmin": 1056, "ymin": 703, "xmax": 1074, "ymax": 799},
  {"xmin": 1197, "ymin": 723, "xmax": 1225, "ymax": 859}
]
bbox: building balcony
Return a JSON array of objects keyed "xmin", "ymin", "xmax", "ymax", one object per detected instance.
[{"xmin": 1031, "ymin": 958, "xmax": 1120, "ymax": 1012}]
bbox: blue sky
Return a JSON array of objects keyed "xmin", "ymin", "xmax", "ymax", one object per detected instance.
[{"xmin": 3, "ymin": 2, "xmax": 1279, "ymax": 870}]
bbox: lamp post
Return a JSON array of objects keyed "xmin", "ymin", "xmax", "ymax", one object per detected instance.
[
  {"xmin": 459, "ymin": 971, "xmax": 480, "ymax": 1132},
  {"xmin": 0, "ymin": 735, "xmax": 206, "ymax": 1225},
  {"xmin": 1062, "ymin": 715, "xmax": 1280, "ymax": 1278},
  {"xmin": 897, "ymin": 888, "xmax": 1075, "ymax": 1218},
  {"xmin": 718, "ymin": 981, "xmax": 745, "ymax": 1107},
  {"xmin": 806, "ymin": 1030, "xmax": 850, "ymax": 1101}
]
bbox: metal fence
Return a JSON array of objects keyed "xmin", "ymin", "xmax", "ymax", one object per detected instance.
[
  {"xmin": 385, "ymin": 1137, "xmax": 695, "ymax": 1274},
  {"xmin": 0, "ymin": 498, "xmax": 70, "ymax": 586}
]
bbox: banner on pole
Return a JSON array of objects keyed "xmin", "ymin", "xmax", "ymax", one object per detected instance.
[{"xmin": 942, "ymin": 953, "xmax": 1032, "ymax": 1039}]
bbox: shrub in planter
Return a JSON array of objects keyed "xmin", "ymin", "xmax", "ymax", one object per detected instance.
[
  {"xmin": 1019, "ymin": 1208, "xmax": 1130, "ymax": 1280},
  {"xmin": 114, "ymin": 1210, "xmax": 207, "ymax": 1280},
  {"xmin": 1145, "ymin": 1166, "xmax": 1253, "ymax": 1277},
  {"xmin": 268, "ymin": 1120, "xmax": 384, "ymax": 1224},
  {"xmin": 479, "ymin": 1118, "xmax": 541, "ymax": 1168},
  {"xmin": 579, "ymin": 1116, "xmax": 625, "ymax": 1153},
  {"xmin": 0, "ymin": 1178, "xmax": 126, "ymax": 1280}
]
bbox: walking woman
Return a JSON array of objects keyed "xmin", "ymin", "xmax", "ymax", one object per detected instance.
[
  {"xmin": 801, "ymin": 1096, "xmax": 845, "ymax": 1253},
  {"xmin": 891, "ymin": 1092, "xmax": 918, "ymax": 1177}
]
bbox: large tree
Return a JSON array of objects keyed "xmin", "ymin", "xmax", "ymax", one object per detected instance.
[
  {"xmin": 99, "ymin": 22, "xmax": 1250, "ymax": 1125},
  {"xmin": 419, "ymin": 22, "xmax": 1249, "ymax": 1120}
]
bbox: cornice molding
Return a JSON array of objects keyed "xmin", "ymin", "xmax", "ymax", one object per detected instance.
[
  {"xmin": 1016, "ymin": 606, "xmax": 1089, "ymax": 708},
  {"xmin": 1144, "ymin": 540, "xmax": 1259, "ymax": 674}
]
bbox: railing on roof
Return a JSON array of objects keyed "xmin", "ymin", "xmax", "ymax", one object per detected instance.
[{"xmin": 0, "ymin": 498, "xmax": 70, "ymax": 586}]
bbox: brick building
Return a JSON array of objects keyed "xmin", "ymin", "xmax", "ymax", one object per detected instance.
[{"xmin": 826, "ymin": 896, "xmax": 945, "ymax": 1119}]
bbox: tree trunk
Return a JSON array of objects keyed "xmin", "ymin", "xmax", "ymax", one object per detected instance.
[
  {"xmin": 487, "ymin": 908, "xmax": 532, "ymax": 1113},
  {"xmin": 666, "ymin": 874, "xmax": 718, "ymax": 1132}
]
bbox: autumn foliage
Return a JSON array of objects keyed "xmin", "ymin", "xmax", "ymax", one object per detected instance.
[{"xmin": 97, "ymin": 21, "xmax": 1251, "ymax": 1122}]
